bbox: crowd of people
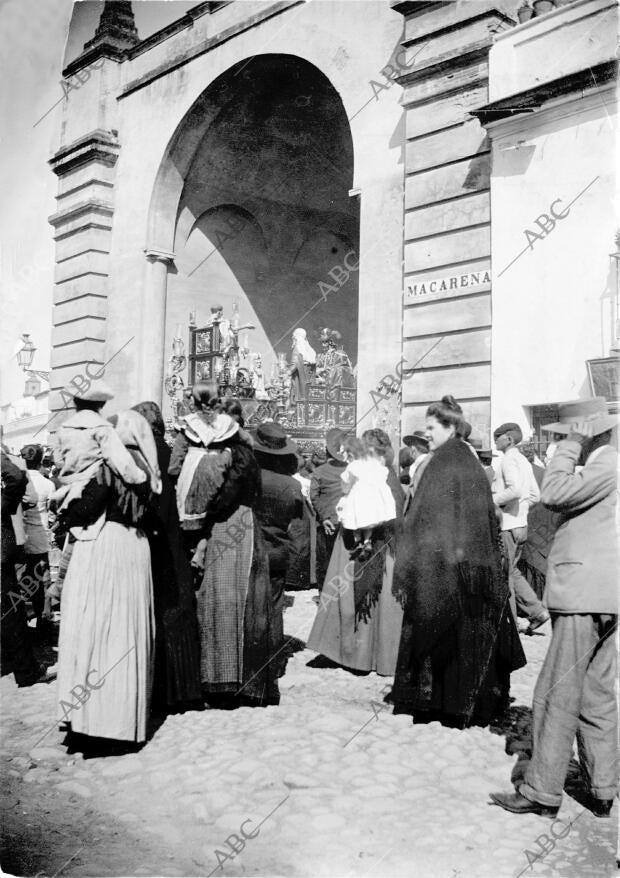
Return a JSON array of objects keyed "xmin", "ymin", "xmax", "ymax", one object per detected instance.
[{"xmin": 1, "ymin": 381, "xmax": 617, "ymax": 817}]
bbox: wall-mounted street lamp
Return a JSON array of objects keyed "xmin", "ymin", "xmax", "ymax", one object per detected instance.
[
  {"xmin": 16, "ymin": 333, "xmax": 50, "ymax": 382},
  {"xmin": 17, "ymin": 333, "xmax": 36, "ymax": 370}
]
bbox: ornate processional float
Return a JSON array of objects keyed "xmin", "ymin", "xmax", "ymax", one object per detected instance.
[{"xmin": 164, "ymin": 303, "xmax": 357, "ymax": 455}]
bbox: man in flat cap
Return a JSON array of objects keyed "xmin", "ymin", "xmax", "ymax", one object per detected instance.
[
  {"xmin": 493, "ymin": 421, "xmax": 548, "ymax": 632},
  {"xmin": 491, "ymin": 398, "xmax": 618, "ymax": 817}
]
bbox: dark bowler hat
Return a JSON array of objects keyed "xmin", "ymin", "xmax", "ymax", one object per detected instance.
[
  {"xmin": 254, "ymin": 421, "xmax": 298, "ymax": 455},
  {"xmin": 542, "ymin": 397, "xmax": 618, "ymax": 436},
  {"xmin": 325, "ymin": 427, "xmax": 345, "ymax": 460},
  {"xmin": 402, "ymin": 430, "xmax": 429, "ymax": 451}
]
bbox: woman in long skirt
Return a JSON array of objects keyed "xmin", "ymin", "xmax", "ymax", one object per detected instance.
[
  {"xmin": 391, "ymin": 395, "xmax": 526, "ymax": 728},
  {"xmin": 169, "ymin": 387, "xmax": 279, "ymax": 707},
  {"xmin": 133, "ymin": 400, "xmax": 202, "ymax": 709},
  {"xmin": 56, "ymin": 410, "xmax": 160, "ymax": 745},
  {"xmin": 307, "ymin": 429, "xmax": 404, "ymax": 676}
]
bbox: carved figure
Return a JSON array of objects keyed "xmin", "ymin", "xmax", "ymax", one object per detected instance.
[{"xmin": 289, "ymin": 328, "xmax": 317, "ymax": 405}]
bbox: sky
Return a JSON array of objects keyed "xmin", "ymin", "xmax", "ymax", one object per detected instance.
[{"xmin": 0, "ymin": 0, "xmax": 196, "ymax": 406}]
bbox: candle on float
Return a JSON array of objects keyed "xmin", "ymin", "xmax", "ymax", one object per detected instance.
[{"xmin": 231, "ymin": 301, "xmax": 240, "ymax": 330}]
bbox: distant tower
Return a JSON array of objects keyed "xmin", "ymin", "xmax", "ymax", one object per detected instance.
[
  {"xmin": 24, "ymin": 375, "xmax": 42, "ymax": 398},
  {"xmin": 83, "ymin": 1, "xmax": 139, "ymax": 56}
]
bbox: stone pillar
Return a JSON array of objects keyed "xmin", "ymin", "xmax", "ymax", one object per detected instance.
[
  {"xmin": 391, "ymin": 1, "xmax": 515, "ymax": 445},
  {"xmin": 48, "ymin": 131, "xmax": 120, "ymax": 419},
  {"xmin": 140, "ymin": 250, "xmax": 174, "ymax": 405},
  {"xmin": 48, "ymin": 2, "xmax": 140, "ymax": 425}
]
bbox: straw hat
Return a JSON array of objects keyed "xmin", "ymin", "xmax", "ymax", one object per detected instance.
[{"xmin": 542, "ymin": 397, "xmax": 617, "ymax": 436}]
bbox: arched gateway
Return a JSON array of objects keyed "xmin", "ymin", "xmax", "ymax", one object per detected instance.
[
  {"xmin": 49, "ymin": 0, "xmax": 502, "ymax": 447},
  {"xmin": 146, "ymin": 54, "xmax": 359, "ymax": 444}
]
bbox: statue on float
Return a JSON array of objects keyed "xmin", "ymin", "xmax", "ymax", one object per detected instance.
[
  {"xmin": 316, "ymin": 327, "xmax": 355, "ymax": 390},
  {"xmin": 250, "ymin": 352, "xmax": 268, "ymax": 400},
  {"xmin": 289, "ymin": 328, "xmax": 317, "ymax": 406}
]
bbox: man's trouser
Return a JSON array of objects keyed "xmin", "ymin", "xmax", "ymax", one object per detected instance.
[
  {"xmin": 22, "ymin": 553, "xmax": 50, "ymax": 623},
  {"xmin": 502, "ymin": 527, "xmax": 546, "ymax": 622},
  {"xmin": 1, "ymin": 561, "xmax": 41, "ymax": 685},
  {"xmin": 519, "ymin": 613, "xmax": 618, "ymax": 808}
]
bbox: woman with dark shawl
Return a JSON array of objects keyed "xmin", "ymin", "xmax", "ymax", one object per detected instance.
[
  {"xmin": 306, "ymin": 429, "xmax": 404, "ymax": 675},
  {"xmin": 391, "ymin": 396, "xmax": 526, "ymax": 728},
  {"xmin": 168, "ymin": 384, "xmax": 279, "ymax": 708},
  {"xmin": 251, "ymin": 422, "xmax": 304, "ymax": 673},
  {"xmin": 132, "ymin": 401, "xmax": 202, "ymax": 710}
]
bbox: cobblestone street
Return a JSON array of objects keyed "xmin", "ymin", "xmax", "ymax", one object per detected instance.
[{"xmin": 1, "ymin": 592, "xmax": 617, "ymax": 878}]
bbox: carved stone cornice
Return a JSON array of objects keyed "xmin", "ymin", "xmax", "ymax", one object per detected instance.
[
  {"xmin": 471, "ymin": 60, "xmax": 618, "ymax": 125},
  {"xmin": 144, "ymin": 248, "xmax": 176, "ymax": 264},
  {"xmin": 48, "ymin": 199, "xmax": 114, "ymax": 230},
  {"xmin": 49, "ymin": 130, "xmax": 120, "ymax": 177}
]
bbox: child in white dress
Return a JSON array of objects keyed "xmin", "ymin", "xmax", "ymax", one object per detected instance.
[{"xmin": 336, "ymin": 434, "xmax": 396, "ymax": 558}]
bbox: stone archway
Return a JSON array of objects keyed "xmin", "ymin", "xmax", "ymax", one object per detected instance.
[{"xmin": 145, "ymin": 54, "xmax": 359, "ymax": 413}]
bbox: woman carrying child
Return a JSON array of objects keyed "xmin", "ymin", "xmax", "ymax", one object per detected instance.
[
  {"xmin": 56, "ymin": 409, "xmax": 160, "ymax": 752},
  {"xmin": 336, "ymin": 434, "xmax": 396, "ymax": 559},
  {"xmin": 307, "ymin": 429, "xmax": 404, "ymax": 676}
]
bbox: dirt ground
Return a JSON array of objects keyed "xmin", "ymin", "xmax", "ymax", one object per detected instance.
[{"xmin": 1, "ymin": 592, "xmax": 617, "ymax": 878}]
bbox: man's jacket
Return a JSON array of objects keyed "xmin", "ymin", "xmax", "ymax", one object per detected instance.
[{"xmin": 542, "ymin": 440, "xmax": 618, "ymax": 613}]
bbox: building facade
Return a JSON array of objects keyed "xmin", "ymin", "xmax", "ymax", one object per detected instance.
[
  {"xmin": 49, "ymin": 0, "xmax": 618, "ymax": 447},
  {"xmin": 476, "ymin": 0, "xmax": 619, "ymax": 448}
]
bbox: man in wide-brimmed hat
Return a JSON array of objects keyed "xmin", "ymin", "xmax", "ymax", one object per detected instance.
[
  {"xmin": 491, "ymin": 397, "xmax": 618, "ymax": 818},
  {"xmin": 310, "ymin": 428, "xmax": 347, "ymax": 588}
]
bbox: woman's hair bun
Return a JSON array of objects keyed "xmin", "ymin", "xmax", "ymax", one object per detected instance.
[{"xmin": 440, "ymin": 394, "xmax": 462, "ymax": 413}]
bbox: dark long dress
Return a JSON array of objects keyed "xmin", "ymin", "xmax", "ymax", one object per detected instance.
[
  {"xmin": 1, "ymin": 452, "xmax": 41, "ymax": 686},
  {"xmin": 391, "ymin": 438, "xmax": 526, "ymax": 727},
  {"xmin": 145, "ymin": 434, "xmax": 202, "ymax": 708},
  {"xmin": 253, "ymin": 454, "xmax": 304, "ymax": 674},
  {"xmin": 197, "ymin": 442, "xmax": 280, "ymax": 706}
]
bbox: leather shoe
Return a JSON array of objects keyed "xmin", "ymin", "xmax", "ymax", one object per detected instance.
[
  {"xmin": 525, "ymin": 611, "xmax": 550, "ymax": 636},
  {"xmin": 489, "ymin": 790, "xmax": 558, "ymax": 817}
]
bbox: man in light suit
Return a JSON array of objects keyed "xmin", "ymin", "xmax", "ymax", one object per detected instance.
[
  {"xmin": 492, "ymin": 422, "xmax": 548, "ymax": 631},
  {"xmin": 491, "ymin": 398, "xmax": 618, "ymax": 817}
]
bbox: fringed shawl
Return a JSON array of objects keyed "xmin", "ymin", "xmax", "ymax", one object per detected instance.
[
  {"xmin": 352, "ymin": 466, "xmax": 404, "ymax": 625},
  {"xmin": 392, "ymin": 437, "xmax": 508, "ymax": 662}
]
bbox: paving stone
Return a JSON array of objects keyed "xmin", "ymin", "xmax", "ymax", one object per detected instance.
[
  {"xmin": 55, "ymin": 780, "xmax": 92, "ymax": 798},
  {"xmin": 11, "ymin": 756, "xmax": 36, "ymax": 770},
  {"xmin": 3, "ymin": 591, "xmax": 616, "ymax": 878}
]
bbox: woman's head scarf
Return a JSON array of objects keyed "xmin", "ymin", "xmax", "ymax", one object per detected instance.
[{"xmin": 113, "ymin": 409, "xmax": 162, "ymax": 494}]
